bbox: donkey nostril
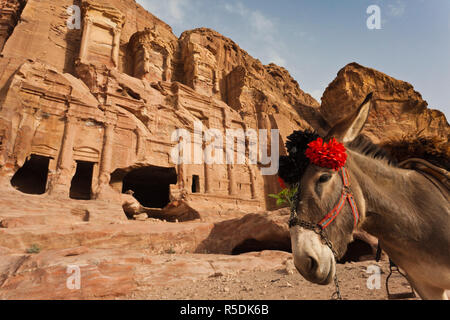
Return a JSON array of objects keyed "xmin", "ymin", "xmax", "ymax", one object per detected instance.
[{"xmin": 308, "ymin": 257, "xmax": 318, "ymax": 274}]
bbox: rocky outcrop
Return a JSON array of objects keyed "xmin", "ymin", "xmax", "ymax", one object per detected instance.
[
  {"xmin": 196, "ymin": 208, "xmax": 291, "ymax": 254},
  {"xmin": 0, "ymin": 187, "xmax": 285, "ymax": 255},
  {"xmin": 0, "ymin": 0, "xmax": 26, "ymax": 52},
  {"xmin": 0, "ymin": 0, "xmax": 322, "ymax": 218},
  {"xmin": 0, "ymin": 247, "xmax": 291, "ymax": 299},
  {"xmin": 177, "ymin": 28, "xmax": 320, "ymax": 128},
  {"xmin": 320, "ymin": 62, "xmax": 449, "ymax": 148}
]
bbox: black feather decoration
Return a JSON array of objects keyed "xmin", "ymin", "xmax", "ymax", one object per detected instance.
[{"xmin": 278, "ymin": 130, "xmax": 320, "ymax": 184}]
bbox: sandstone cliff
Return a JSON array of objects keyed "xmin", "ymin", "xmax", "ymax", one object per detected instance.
[
  {"xmin": 321, "ymin": 62, "xmax": 449, "ymax": 167},
  {"xmin": 0, "ymin": 0, "xmax": 323, "ymax": 216}
]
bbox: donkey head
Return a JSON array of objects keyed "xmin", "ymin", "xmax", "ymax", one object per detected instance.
[{"xmin": 281, "ymin": 93, "xmax": 372, "ymax": 285}]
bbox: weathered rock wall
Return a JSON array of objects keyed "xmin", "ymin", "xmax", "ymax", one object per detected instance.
[
  {"xmin": 321, "ymin": 62, "xmax": 449, "ymax": 146},
  {"xmin": 0, "ymin": 0, "xmax": 323, "ymax": 217}
]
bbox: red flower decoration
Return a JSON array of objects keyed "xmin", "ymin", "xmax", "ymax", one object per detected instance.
[
  {"xmin": 305, "ymin": 137, "xmax": 347, "ymax": 171},
  {"xmin": 278, "ymin": 177, "xmax": 286, "ymax": 189}
]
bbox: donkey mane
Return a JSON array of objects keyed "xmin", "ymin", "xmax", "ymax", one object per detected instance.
[
  {"xmin": 278, "ymin": 131, "xmax": 397, "ymax": 185},
  {"xmin": 347, "ymin": 135, "xmax": 398, "ymax": 166}
]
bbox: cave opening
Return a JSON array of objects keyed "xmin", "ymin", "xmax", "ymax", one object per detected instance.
[
  {"xmin": 230, "ymin": 238, "xmax": 374, "ymax": 263},
  {"xmin": 121, "ymin": 166, "xmax": 177, "ymax": 208},
  {"xmin": 69, "ymin": 161, "xmax": 94, "ymax": 200},
  {"xmin": 338, "ymin": 239, "xmax": 374, "ymax": 263},
  {"xmin": 10, "ymin": 154, "xmax": 50, "ymax": 194},
  {"xmin": 231, "ymin": 238, "xmax": 292, "ymax": 255}
]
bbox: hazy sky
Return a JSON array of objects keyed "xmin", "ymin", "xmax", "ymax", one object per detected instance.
[{"xmin": 138, "ymin": 0, "xmax": 450, "ymax": 119}]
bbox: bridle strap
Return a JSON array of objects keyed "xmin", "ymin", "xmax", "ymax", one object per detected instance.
[
  {"xmin": 317, "ymin": 167, "xmax": 360, "ymax": 229},
  {"xmin": 289, "ymin": 167, "xmax": 360, "ymax": 231}
]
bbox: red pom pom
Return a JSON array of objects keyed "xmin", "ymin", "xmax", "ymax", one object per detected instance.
[
  {"xmin": 305, "ymin": 137, "xmax": 347, "ymax": 170},
  {"xmin": 278, "ymin": 177, "xmax": 286, "ymax": 189}
]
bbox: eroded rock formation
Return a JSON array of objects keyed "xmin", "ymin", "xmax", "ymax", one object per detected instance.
[
  {"xmin": 321, "ymin": 63, "xmax": 449, "ymax": 148},
  {"xmin": 0, "ymin": 0, "xmax": 26, "ymax": 51},
  {"xmin": 0, "ymin": 0, "xmax": 323, "ymax": 218},
  {"xmin": 0, "ymin": 247, "xmax": 291, "ymax": 299}
]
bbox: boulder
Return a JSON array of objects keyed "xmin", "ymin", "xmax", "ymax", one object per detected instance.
[{"xmin": 320, "ymin": 63, "xmax": 449, "ymax": 168}]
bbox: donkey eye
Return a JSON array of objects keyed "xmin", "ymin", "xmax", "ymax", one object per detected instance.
[{"xmin": 318, "ymin": 174, "xmax": 331, "ymax": 183}]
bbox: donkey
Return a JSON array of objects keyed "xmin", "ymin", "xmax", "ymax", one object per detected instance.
[{"xmin": 282, "ymin": 93, "xmax": 450, "ymax": 300}]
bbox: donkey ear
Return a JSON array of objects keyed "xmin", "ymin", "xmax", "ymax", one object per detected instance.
[{"xmin": 325, "ymin": 92, "xmax": 373, "ymax": 143}]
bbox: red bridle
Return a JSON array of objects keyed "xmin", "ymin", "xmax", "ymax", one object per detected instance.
[
  {"xmin": 317, "ymin": 167, "xmax": 360, "ymax": 229},
  {"xmin": 288, "ymin": 167, "xmax": 360, "ymax": 230}
]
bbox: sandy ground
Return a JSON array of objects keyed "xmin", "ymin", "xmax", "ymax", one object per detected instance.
[{"xmin": 133, "ymin": 258, "xmax": 418, "ymax": 300}]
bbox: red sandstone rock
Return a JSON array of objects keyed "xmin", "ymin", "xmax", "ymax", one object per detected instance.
[
  {"xmin": 196, "ymin": 208, "xmax": 291, "ymax": 254},
  {"xmin": 321, "ymin": 63, "xmax": 449, "ymax": 146},
  {"xmin": 0, "ymin": 247, "xmax": 291, "ymax": 299},
  {"xmin": 0, "ymin": 0, "xmax": 324, "ymax": 217},
  {"xmin": 0, "ymin": 189, "xmax": 289, "ymax": 256}
]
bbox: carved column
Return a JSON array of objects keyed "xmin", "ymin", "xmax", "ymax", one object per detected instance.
[
  {"xmin": 163, "ymin": 55, "xmax": 172, "ymax": 81},
  {"xmin": 79, "ymin": 18, "xmax": 93, "ymax": 62},
  {"xmin": 203, "ymin": 140, "xmax": 212, "ymax": 193},
  {"xmin": 204, "ymin": 164, "xmax": 212, "ymax": 193},
  {"xmin": 95, "ymin": 111, "xmax": 116, "ymax": 199},
  {"xmin": 57, "ymin": 114, "xmax": 77, "ymax": 175},
  {"xmin": 111, "ymin": 26, "xmax": 121, "ymax": 68},
  {"xmin": 244, "ymin": 124, "xmax": 257, "ymax": 200},
  {"xmin": 49, "ymin": 114, "xmax": 77, "ymax": 196},
  {"xmin": 213, "ymin": 70, "xmax": 220, "ymax": 93},
  {"xmin": 248, "ymin": 165, "xmax": 257, "ymax": 199},
  {"xmin": 227, "ymin": 163, "xmax": 236, "ymax": 195},
  {"xmin": 100, "ymin": 122, "xmax": 115, "ymax": 178},
  {"xmin": 222, "ymin": 109, "xmax": 236, "ymax": 196}
]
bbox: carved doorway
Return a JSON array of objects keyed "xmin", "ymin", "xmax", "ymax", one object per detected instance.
[{"xmin": 70, "ymin": 161, "xmax": 95, "ymax": 200}]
